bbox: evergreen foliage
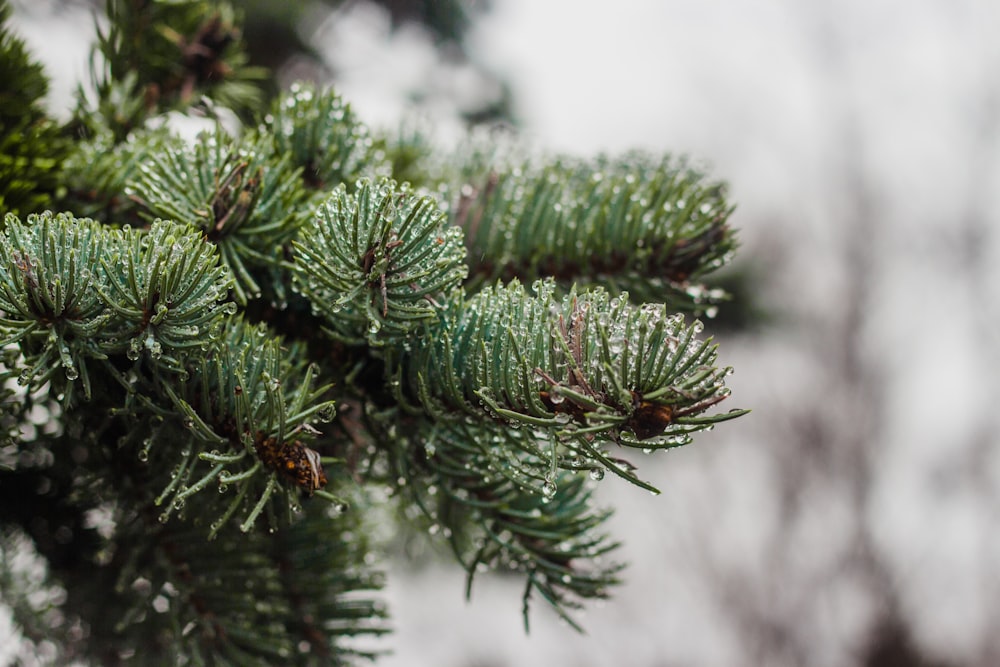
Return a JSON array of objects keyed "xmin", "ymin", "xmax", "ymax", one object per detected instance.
[
  {"xmin": 451, "ymin": 153, "xmax": 736, "ymax": 313},
  {"xmin": 292, "ymin": 178, "xmax": 467, "ymax": 345},
  {"xmin": 128, "ymin": 129, "xmax": 308, "ymax": 303},
  {"xmin": 0, "ymin": 1, "xmax": 748, "ymax": 663},
  {"xmin": 80, "ymin": 0, "xmax": 265, "ymax": 138},
  {"xmin": 265, "ymin": 83, "xmax": 385, "ymax": 192}
]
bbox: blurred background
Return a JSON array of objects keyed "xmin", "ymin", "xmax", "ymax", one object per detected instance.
[{"xmin": 8, "ymin": 0, "xmax": 1000, "ymax": 665}]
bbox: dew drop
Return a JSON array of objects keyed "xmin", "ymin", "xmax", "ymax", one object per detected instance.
[
  {"xmin": 542, "ymin": 480, "xmax": 557, "ymax": 499},
  {"xmin": 589, "ymin": 467, "xmax": 605, "ymax": 481}
]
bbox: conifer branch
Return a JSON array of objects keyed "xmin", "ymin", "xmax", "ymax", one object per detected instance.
[
  {"xmin": 451, "ymin": 153, "xmax": 737, "ymax": 314},
  {"xmin": 128, "ymin": 130, "xmax": 308, "ymax": 303},
  {"xmin": 0, "ymin": 212, "xmax": 111, "ymax": 398},
  {"xmin": 97, "ymin": 218, "xmax": 235, "ymax": 370},
  {"xmin": 0, "ymin": 0, "xmax": 750, "ymax": 656},
  {"xmin": 83, "ymin": 0, "xmax": 264, "ymax": 137},
  {"xmin": 264, "ymin": 82, "xmax": 387, "ymax": 191},
  {"xmin": 408, "ymin": 279, "xmax": 745, "ymax": 490},
  {"xmin": 393, "ymin": 418, "xmax": 623, "ymax": 632},
  {"xmin": 292, "ymin": 178, "xmax": 467, "ymax": 345},
  {"xmin": 156, "ymin": 317, "xmax": 339, "ymax": 534}
]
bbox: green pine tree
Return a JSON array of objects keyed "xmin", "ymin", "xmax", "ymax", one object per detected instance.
[{"xmin": 0, "ymin": 0, "xmax": 747, "ymax": 663}]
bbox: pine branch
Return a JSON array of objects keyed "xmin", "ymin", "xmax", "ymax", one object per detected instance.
[
  {"xmin": 407, "ymin": 279, "xmax": 746, "ymax": 492},
  {"xmin": 393, "ymin": 418, "xmax": 623, "ymax": 632},
  {"xmin": 97, "ymin": 218, "xmax": 235, "ymax": 369},
  {"xmin": 0, "ymin": 0, "xmax": 751, "ymax": 654},
  {"xmin": 156, "ymin": 316, "xmax": 342, "ymax": 535},
  {"xmin": 0, "ymin": 212, "xmax": 112, "ymax": 397},
  {"xmin": 451, "ymin": 152, "xmax": 737, "ymax": 314},
  {"xmin": 79, "ymin": 0, "xmax": 265, "ymax": 138},
  {"xmin": 291, "ymin": 177, "xmax": 467, "ymax": 346},
  {"xmin": 264, "ymin": 82, "xmax": 387, "ymax": 191},
  {"xmin": 128, "ymin": 129, "xmax": 308, "ymax": 303}
]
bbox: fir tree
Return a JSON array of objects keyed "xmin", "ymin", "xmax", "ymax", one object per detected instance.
[{"xmin": 0, "ymin": 0, "xmax": 747, "ymax": 663}]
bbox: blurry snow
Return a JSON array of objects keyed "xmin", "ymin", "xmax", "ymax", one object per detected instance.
[
  {"xmin": 6, "ymin": 0, "xmax": 1000, "ymax": 665},
  {"xmin": 307, "ymin": 1, "xmax": 505, "ymax": 146},
  {"xmin": 8, "ymin": 0, "xmax": 94, "ymax": 120}
]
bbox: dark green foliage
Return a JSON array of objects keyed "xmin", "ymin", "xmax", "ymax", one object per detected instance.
[
  {"xmin": 0, "ymin": 211, "xmax": 379, "ymax": 662},
  {"xmin": 406, "ymin": 279, "xmax": 745, "ymax": 492},
  {"xmin": 128, "ymin": 130, "xmax": 308, "ymax": 303},
  {"xmin": 393, "ymin": 418, "xmax": 623, "ymax": 632},
  {"xmin": 0, "ymin": 0, "xmax": 748, "ymax": 662},
  {"xmin": 79, "ymin": 0, "xmax": 265, "ymax": 138},
  {"xmin": 0, "ymin": 473, "xmax": 386, "ymax": 664},
  {"xmin": 292, "ymin": 178, "xmax": 467, "ymax": 345},
  {"xmin": 0, "ymin": 0, "xmax": 68, "ymax": 217},
  {"xmin": 451, "ymin": 152, "xmax": 736, "ymax": 314},
  {"xmin": 59, "ymin": 128, "xmax": 173, "ymax": 225},
  {"xmin": 0, "ymin": 212, "xmax": 111, "ymax": 396},
  {"xmin": 264, "ymin": 83, "xmax": 387, "ymax": 191}
]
